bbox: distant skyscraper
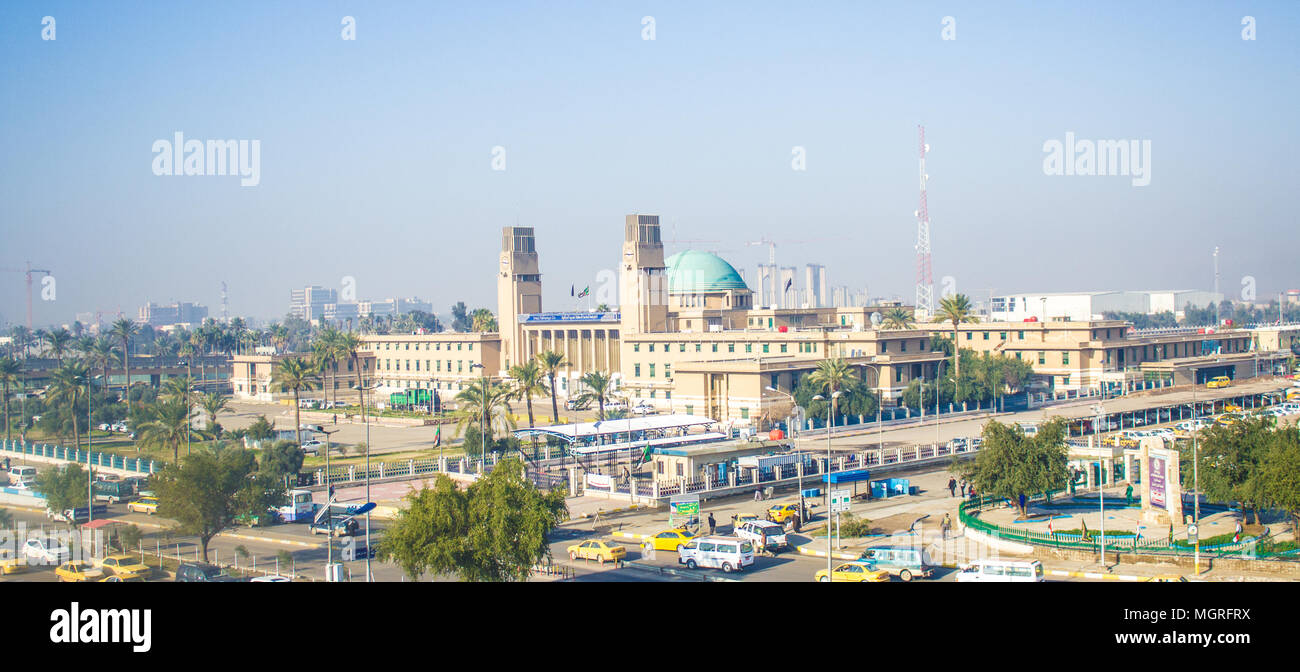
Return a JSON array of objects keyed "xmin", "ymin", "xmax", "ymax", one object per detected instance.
[
  {"xmin": 756, "ymin": 264, "xmax": 777, "ymax": 308},
  {"xmin": 778, "ymin": 267, "xmax": 797, "ymax": 309},
  {"xmin": 804, "ymin": 264, "xmax": 827, "ymax": 308},
  {"xmin": 138, "ymin": 301, "xmax": 208, "ymax": 327},
  {"xmin": 289, "ymin": 286, "xmax": 338, "ymax": 323}
]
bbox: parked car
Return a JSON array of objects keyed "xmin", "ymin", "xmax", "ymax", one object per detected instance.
[
  {"xmin": 100, "ymin": 575, "xmax": 147, "ymax": 583},
  {"xmin": 300, "ymin": 440, "xmax": 324, "ymax": 455},
  {"xmin": 859, "ymin": 545, "xmax": 936, "ymax": 582},
  {"xmin": 765, "ymin": 503, "xmax": 801, "ymax": 524},
  {"xmin": 815, "ymin": 561, "xmax": 890, "ymax": 583},
  {"xmin": 174, "ymin": 562, "xmax": 239, "ymax": 582},
  {"xmin": 0, "ymin": 549, "xmax": 27, "ymax": 575},
  {"xmin": 564, "ymin": 398, "xmax": 590, "ymax": 411},
  {"xmin": 249, "ymin": 575, "xmax": 292, "ymax": 582},
  {"xmin": 6, "ymin": 465, "xmax": 38, "ymax": 488},
  {"xmin": 632, "ymin": 402, "xmax": 656, "ymax": 416},
  {"xmin": 23, "ymin": 538, "xmax": 71, "ymax": 564},
  {"xmin": 1206, "ymin": 376, "xmax": 1232, "ymax": 389},
  {"xmin": 566, "ymin": 540, "xmax": 627, "ymax": 564},
  {"xmin": 300, "ymin": 423, "xmax": 325, "ymax": 433},
  {"xmin": 56, "ymin": 561, "xmax": 105, "ymax": 583},
  {"xmin": 956, "ymin": 559, "xmax": 1044, "ymax": 583},
  {"xmin": 93, "ymin": 480, "xmax": 136, "ymax": 503}
]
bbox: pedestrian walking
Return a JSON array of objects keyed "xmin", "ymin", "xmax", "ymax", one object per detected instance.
[
  {"xmin": 941, "ymin": 513, "xmax": 952, "ymax": 540},
  {"xmin": 948, "ymin": 477, "xmax": 957, "ymax": 497},
  {"xmin": 754, "ymin": 487, "xmax": 762, "ymax": 501},
  {"xmin": 959, "ymin": 479, "xmax": 968, "ymax": 497},
  {"xmin": 1124, "ymin": 484, "xmax": 1133, "ymax": 506},
  {"xmin": 792, "ymin": 513, "xmax": 802, "ymax": 533},
  {"xmin": 707, "ymin": 512, "xmax": 716, "ymax": 535},
  {"xmin": 1018, "ymin": 492, "xmax": 1027, "ymax": 514}
]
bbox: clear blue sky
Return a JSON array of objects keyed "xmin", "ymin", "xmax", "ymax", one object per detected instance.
[{"xmin": 2, "ymin": 1, "xmax": 1298, "ymax": 325}]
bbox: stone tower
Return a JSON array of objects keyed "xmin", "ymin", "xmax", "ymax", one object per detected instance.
[
  {"xmin": 619, "ymin": 214, "xmax": 668, "ymax": 335},
  {"xmin": 497, "ymin": 226, "xmax": 541, "ymax": 369}
]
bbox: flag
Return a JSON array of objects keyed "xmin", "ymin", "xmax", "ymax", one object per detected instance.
[
  {"xmin": 578, "ymin": 286, "xmax": 590, "ymax": 298},
  {"xmin": 570, "ymin": 285, "xmax": 575, "ymax": 297},
  {"xmin": 783, "ymin": 278, "xmax": 793, "ymax": 293},
  {"xmin": 434, "ymin": 424, "xmax": 441, "ymax": 447},
  {"xmin": 1047, "ymin": 518, "xmax": 1054, "ymax": 535}
]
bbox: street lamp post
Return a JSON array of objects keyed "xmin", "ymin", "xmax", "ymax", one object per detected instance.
[
  {"xmin": 1192, "ymin": 382, "xmax": 1200, "ymax": 575},
  {"xmin": 351, "ymin": 379, "xmax": 380, "ymax": 582},
  {"xmin": 813, "ymin": 390, "xmax": 840, "ymax": 579},
  {"xmin": 88, "ymin": 374, "xmax": 97, "ymax": 526},
  {"xmin": 1091, "ymin": 402, "xmax": 1105, "ymax": 568},
  {"xmin": 320, "ymin": 427, "xmax": 340, "ymax": 575}
]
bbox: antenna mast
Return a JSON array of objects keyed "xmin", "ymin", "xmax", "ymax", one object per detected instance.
[{"xmin": 914, "ymin": 126, "xmax": 934, "ymax": 317}]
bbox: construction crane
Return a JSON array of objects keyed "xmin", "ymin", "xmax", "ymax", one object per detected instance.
[{"xmin": 0, "ymin": 262, "xmax": 53, "ymax": 330}]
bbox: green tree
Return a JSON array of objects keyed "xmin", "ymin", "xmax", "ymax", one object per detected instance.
[
  {"xmin": 110, "ymin": 318, "xmax": 140, "ymax": 418},
  {"xmin": 198, "ymin": 391, "xmax": 231, "ymax": 435},
  {"xmin": 136, "ymin": 397, "xmax": 200, "ymax": 462},
  {"xmin": 962, "ymin": 418, "xmax": 1069, "ymax": 516},
  {"xmin": 1261, "ymin": 426, "xmax": 1300, "ymax": 538},
  {"xmin": 805, "ymin": 358, "xmax": 857, "ymax": 426},
  {"xmin": 507, "ymin": 361, "xmax": 548, "ymax": 430},
  {"xmin": 575, "ymin": 371, "xmax": 615, "ymax": 420},
  {"xmin": 312, "ymin": 326, "xmax": 342, "ymax": 407},
  {"xmin": 260, "ymin": 439, "xmax": 305, "ymax": 483},
  {"xmin": 246, "ymin": 415, "xmax": 275, "ymax": 441},
  {"xmin": 454, "ymin": 378, "xmax": 516, "ymax": 456},
  {"xmin": 471, "ymin": 308, "xmax": 498, "ymax": 333},
  {"xmin": 43, "ymin": 328, "xmax": 73, "ymax": 364},
  {"xmin": 271, "ymin": 356, "xmax": 321, "ymax": 447},
  {"xmin": 151, "ymin": 446, "xmax": 280, "ymax": 562},
  {"xmin": 536, "ymin": 350, "xmax": 567, "ymax": 424},
  {"xmin": 377, "ymin": 459, "xmax": 567, "ymax": 582},
  {"xmin": 880, "ymin": 307, "xmax": 916, "ymax": 330},
  {"xmin": 0, "ymin": 357, "xmax": 21, "ymax": 442},
  {"xmin": 1187, "ymin": 417, "xmax": 1271, "ymax": 525},
  {"xmin": 46, "ymin": 361, "xmax": 90, "ymax": 450},
  {"xmin": 34, "ymin": 463, "xmax": 90, "ymax": 523},
  {"xmin": 933, "ymin": 293, "xmax": 980, "ymax": 383},
  {"xmin": 450, "ymin": 302, "xmax": 471, "ymax": 332}
]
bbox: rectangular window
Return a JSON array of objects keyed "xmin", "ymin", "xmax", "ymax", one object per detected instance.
[
  {"xmin": 1038, "ymin": 352, "xmax": 1046, "ymax": 365},
  {"xmin": 665, "ymin": 391, "xmax": 671, "ymax": 400},
  {"xmin": 882, "ymin": 342, "xmax": 888, "ymax": 353},
  {"xmin": 1062, "ymin": 352, "xmax": 1070, "ymax": 365},
  {"xmin": 634, "ymin": 343, "xmax": 640, "ymax": 352},
  {"xmin": 635, "ymin": 364, "xmax": 641, "ymax": 377},
  {"xmin": 680, "ymin": 344, "xmax": 686, "ymax": 352},
  {"xmin": 1000, "ymin": 332, "xmax": 1007, "ymax": 340},
  {"xmin": 650, "ymin": 389, "xmax": 656, "ymax": 399},
  {"xmin": 437, "ymin": 361, "xmax": 442, "ymax": 372},
  {"xmin": 685, "ymin": 404, "xmax": 694, "ymax": 415},
  {"xmin": 649, "ymin": 364, "xmax": 656, "ymax": 378},
  {"xmin": 728, "ymin": 344, "xmax": 735, "ymax": 353},
  {"xmin": 649, "ymin": 344, "xmax": 656, "ymax": 352},
  {"xmin": 983, "ymin": 332, "xmax": 990, "ymax": 340},
  {"xmin": 415, "ymin": 360, "xmax": 421, "ymax": 371},
  {"xmin": 664, "ymin": 364, "xmax": 671, "ymax": 378},
  {"xmin": 695, "ymin": 344, "xmax": 701, "ymax": 352},
  {"xmin": 770, "ymin": 374, "xmax": 778, "ymax": 388},
  {"xmin": 901, "ymin": 341, "xmax": 907, "ymax": 352},
  {"xmin": 457, "ymin": 361, "xmax": 463, "ymax": 373},
  {"xmin": 740, "ymin": 408, "xmax": 749, "ymax": 420},
  {"xmin": 966, "ymin": 332, "xmax": 972, "ymax": 340},
  {"xmin": 712, "ymin": 344, "xmax": 718, "ymax": 353},
  {"xmin": 1018, "ymin": 331, "xmax": 1025, "ymax": 340},
  {"xmin": 895, "ymin": 368, "xmax": 902, "ymax": 382},
  {"xmin": 458, "ymin": 343, "xmax": 463, "ymax": 351},
  {"xmin": 745, "ymin": 344, "xmax": 752, "ymax": 353}
]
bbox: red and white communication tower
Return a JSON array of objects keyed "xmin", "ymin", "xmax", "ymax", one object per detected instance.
[{"xmin": 913, "ymin": 125, "xmax": 934, "ymax": 317}]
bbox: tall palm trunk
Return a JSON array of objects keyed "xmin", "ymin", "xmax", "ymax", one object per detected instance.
[
  {"xmin": 353, "ymin": 354, "xmax": 363, "ymax": 409},
  {"xmin": 951, "ymin": 322, "xmax": 960, "ymax": 379},
  {"xmin": 548, "ymin": 373, "xmax": 559, "ymax": 424},
  {"xmin": 3, "ymin": 381, "xmax": 10, "ymax": 443},
  {"xmin": 121, "ymin": 341, "xmax": 131, "ymax": 419},
  {"xmin": 293, "ymin": 388, "xmax": 303, "ymax": 446}
]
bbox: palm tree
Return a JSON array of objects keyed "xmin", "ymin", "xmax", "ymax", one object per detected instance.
[
  {"xmin": 198, "ymin": 391, "xmax": 231, "ymax": 434},
  {"xmin": 137, "ymin": 397, "xmax": 198, "ymax": 462},
  {"xmin": 807, "ymin": 358, "xmax": 858, "ymax": 427},
  {"xmin": 161, "ymin": 376, "xmax": 195, "ymax": 405},
  {"xmin": 453, "ymin": 377, "xmax": 516, "ymax": 457},
  {"xmin": 228, "ymin": 317, "xmax": 247, "ymax": 354},
  {"xmin": 177, "ymin": 338, "xmax": 195, "ymax": 384},
  {"xmin": 337, "ymin": 330, "xmax": 364, "ymax": 407},
  {"xmin": 312, "ymin": 326, "xmax": 342, "ymax": 407},
  {"xmin": 271, "ymin": 356, "xmax": 321, "ymax": 447},
  {"xmin": 0, "ymin": 357, "xmax": 22, "ymax": 442},
  {"xmin": 44, "ymin": 328, "xmax": 73, "ymax": 364},
  {"xmin": 933, "ymin": 293, "xmax": 980, "ymax": 380},
  {"xmin": 46, "ymin": 361, "xmax": 90, "ymax": 450},
  {"xmin": 110, "ymin": 318, "xmax": 140, "ymax": 418},
  {"xmin": 536, "ymin": 351, "xmax": 567, "ymax": 424},
  {"xmin": 881, "ymin": 307, "xmax": 917, "ymax": 330},
  {"xmin": 87, "ymin": 337, "xmax": 116, "ymax": 392},
  {"xmin": 471, "ymin": 309, "xmax": 498, "ymax": 333},
  {"xmin": 9, "ymin": 326, "xmax": 32, "ymax": 358},
  {"xmin": 576, "ymin": 371, "xmax": 615, "ymax": 421},
  {"xmin": 507, "ymin": 361, "xmax": 548, "ymax": 430}
]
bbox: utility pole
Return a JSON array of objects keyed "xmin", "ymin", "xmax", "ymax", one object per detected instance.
[{"xmin": 914, "ymin": 126, "xmax": 934, "ymax": 319}]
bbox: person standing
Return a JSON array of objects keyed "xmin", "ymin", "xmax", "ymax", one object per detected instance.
[
  {"xmin": 941, "ymin": 513, "xmax": 952, "ymax": 540},
  {"xmin": 707, "ymin": 512, "xmax": 716, "ymax": 535},
  {"xmin": 948, "ymin": 477, "xmax": 957, "ymax": 497},
  {"xmin": 754, "ymin": 487, "xmax": 762, "ymax": 502},
  {"xmin": 959, "ymin": 479, "xmax": 968, "ymax": 497}
]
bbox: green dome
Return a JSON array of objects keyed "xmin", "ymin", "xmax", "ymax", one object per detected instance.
[{"xmin": 665, "ymin": 250, "xmax": 749, "ymax": 293}]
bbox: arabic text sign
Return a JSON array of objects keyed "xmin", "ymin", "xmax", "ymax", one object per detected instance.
[{"xmin": 1149, "ymin": 456, "xmax": 1166, "ymax": 509}]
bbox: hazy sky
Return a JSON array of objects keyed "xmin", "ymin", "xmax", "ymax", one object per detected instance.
[{"xmin": 2, "ymin": 1, "xmax": 1298, "ymax": 327}]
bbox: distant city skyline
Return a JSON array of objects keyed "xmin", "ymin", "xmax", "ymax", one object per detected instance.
[{"xmin": 3, "ymin": 2, "xmax": 1298, "ymax": 327}]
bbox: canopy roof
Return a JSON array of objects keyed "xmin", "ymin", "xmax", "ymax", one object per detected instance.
[{"xmin": 513, "ymin": 414, "xmax": 718, "ymax": 443}]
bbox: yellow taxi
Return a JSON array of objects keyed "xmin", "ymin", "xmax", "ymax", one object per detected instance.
[
  {"xmin": 814, "ymin": 561, "xmax": 891, "ymax": 583},
  {"xmin": 766, "ymin": 503, "xmax": 801, "ymax": 524},
  {"xmin": 0, "ymin": 549, "xmax": 26, "ymax": 575},
  {"xmin": 1223, "ymin": 403, "xmax": 1243, "ymax": 413},
  {"xmin": 100, "ymin": 575, "xmax": 147, "ymax": 583},
  {"xmin": 1206, "ymin": 376, "xmax": 1231, "ymax": 389},
  {"xmin": 731, "ymin": 513, "xmax": 759, "ymax": 529},
  {"xmin": 644, "ymin": 529, "xmax": 697, "ymax": 552},
  {"xmin": 55, "ymin": 561, "xmax": 105, "ymax": 582},
  {"xmin": 128, "ymin": 496, "xmax": 159, "ymax": 515},
  {"xmin": 98, "ymin": 554, "xmax": 151, "ymax": 580},
  {"xmin": 566, "ymin": 540, "xmax": 627, "ymax": 564},
  {"xmin": 1214, "ymin": 413, "xmax": 1244, "ymax": 427}
]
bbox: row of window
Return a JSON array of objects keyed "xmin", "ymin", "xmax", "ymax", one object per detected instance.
[
  {"xmin": 879, "ymin": 339, "xmax": 931, "ymax": 353},
  {"xmin": 382, "ymin": 359, "xmax": 476, "ymax": 373},
  {"xmin": 372, "ymin": 341, "xmax": 475, "ymax": 352},
  {"xmin": 632, "ymin": 342, "xmax": 803, "ymax": 355},
  {"xmin": 632, "ymin": 363, "xmax": 673, "ymax": 378}
]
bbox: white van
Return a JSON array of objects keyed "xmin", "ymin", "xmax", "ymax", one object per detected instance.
[
  {"xmin": 955, "ymin": 559, "xmax": 1044, "ymax": 583},
  {"xmin": 7, "ymin": 466, "xmax": 37, "ymax": 489},
  {"xmin": 677, "ymin": 536, "xmax": 755, "ymax": 573}
]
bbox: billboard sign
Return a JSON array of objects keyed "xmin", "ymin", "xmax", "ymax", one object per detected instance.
[{"xmin": 1149, "ymin": 456, "xmax": 1166, "ymax": 509}]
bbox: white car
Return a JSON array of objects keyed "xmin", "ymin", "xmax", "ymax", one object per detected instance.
[
  {"xmin": 23, "ymin": 538, "xmax": 71, "ymax": 564},
  {"xmin": 733, "ymin": 520, "xmax": 788, "ymax": 550},
  {"xmin": 97, "ymin": 423, "xmax": 112, "ymax": 432},
  {"xmin": 1278, "ymin": 403, "xmax": 1300, "ymax": 415},
  {"xmin": 250, "ymin": 575, "xmax": 292, "ymax": 582},
  {"xmin": 300, "ymin": 440, "xmax": 324, "ymax": 455},
  {"xmin": 632, "ymin": 402, "xmax": 656, "ymax": 416}
]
